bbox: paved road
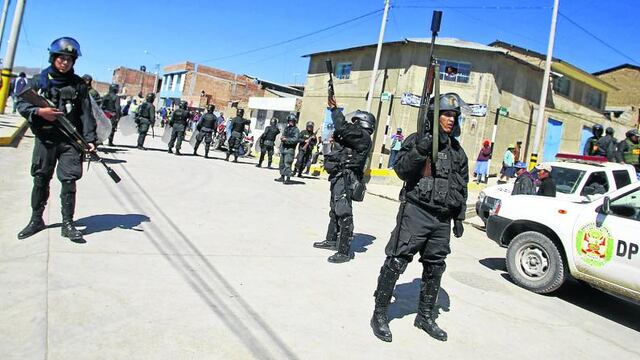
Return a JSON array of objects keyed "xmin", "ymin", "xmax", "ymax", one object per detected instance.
[{"xmin": 1, "ymin": 128, "xmax": 638, "ymax": 360}]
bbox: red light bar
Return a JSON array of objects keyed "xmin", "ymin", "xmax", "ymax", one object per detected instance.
[{"xmin": 555, "ymin": 153, "xmax": 607, "ymax": 163}]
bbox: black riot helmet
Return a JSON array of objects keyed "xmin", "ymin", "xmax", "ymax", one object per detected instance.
[
  {"xmin": 145, "ymin": 93, "xmax": 155, "ymax": 103},
  {"xmin": 270, "ymin": 118, "xmax": 278, "ymax": 126},
  {"xmin": 207, "ymin": 104, "xmax": 215, "ymax": 113},
  {"xmin": 605, "ymin": 127, "xmax": 614, "ymax": 136},
  {"xmin": 286, "ymin": 113, "xmax": 298, "ymax": 124},
  {"xmin": 237, "ymin": 108, "xmax": 245, "ymax": 117},
  {"xmin": 109, "ymin": 84, "xmax": 119, "ymax": 94},
  {"xmin": 426, "ymin": 92, "xmax": 469, "ymax": 137},
  {"xmin": 626, "ymin": 128, "xmax": 640, "ymax": 139},
  {"xmin": 48, "ymin": 37, "xmax": 82, "ymax": 63},
  {"xmin": 351, "ymin": 110, "xmax": 376, "ymax": 134},
  {"xmin": 306, "ymin": 121, "xmax": 314, "ymax": 130},
  {"xmin": 82, "ymin": 74, "xmax": 92, "ymax": 85},
  {"xmin": 592, "ymin": 124, "xmax": 604, "ymax": 137},
  {"xmin": 179, "ymin": 101, "xmax": 188, "ymax": 110}
]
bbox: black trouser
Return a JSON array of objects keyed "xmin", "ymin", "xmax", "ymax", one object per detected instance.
[
  {"xmin": 258, "ymin": 144, "xmax": 275, "ymax": 166},
  {"xmin": 137, "ymin": 120, "xmax": 151, "ymax": 147},
  {"xmin": 108, "ymin": 116, "xmax": 119, "ymax": 144},
  {"xmin": 194, "ymin": 130, "xmax": 213, "ymax": 153},
  {"xmin": 295, "ymin": 148, "xmax": 312, "ymax": 176},
  {"xmin": 227, "ymin": 132, "xmax": 242, "ymax": 159},
  {"xmin": 325, "ymin": 172, "xmax": 354, "ymax": 253},
  {"xmin": 279, "ymin": 146, "xmax": 296, "ymax": 177},
  {"xmin": 168, "ymin": 124, "xmax": 186, "ymax": 150},
  {"xmin": 30, "ymin": 138, "xmax": 83, "ymax": 221}
]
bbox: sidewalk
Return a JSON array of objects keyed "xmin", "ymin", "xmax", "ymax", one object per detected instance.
[{"xmin": 0, "ymin": 112, "xmax": 27, "ymax": 146}]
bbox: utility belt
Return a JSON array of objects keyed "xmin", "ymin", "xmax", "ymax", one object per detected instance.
[
  {"xmin": 263, "ymin": 139, "xmax": 275, "ymax": 147},
  {"xmin": 414, "ymin": 175, "xmax": 464, "ymax": 209}
]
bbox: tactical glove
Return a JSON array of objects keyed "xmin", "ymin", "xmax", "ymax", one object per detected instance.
[
  {"xmin": 415, "ymin": 134, "xmax": 432, "ymax": 156},
  {"xmin": 453, "ymin": 220, "xmax": 464, "ymax": 238}
]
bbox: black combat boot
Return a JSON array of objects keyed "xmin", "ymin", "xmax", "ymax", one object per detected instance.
[
  {"xmin": 204, "ymin": 151, "xmax": 209, "ymax": 158},
  {"xmin": 233, "ymin": 155, "xmax": 238, "ymax": 162},
  {"xmin": 328, "ymin": 217, "xmax": 353, "ymax": 263},
  {"xmin": 314, "ymin": 217, "xmax": 338, "ymax": 250},
  {"xmin": 267, "ymin": 161, "xmax": 273, "ymax": 169},
  {"xmin": 284, "ymin": 175, "xmax": 292, "ymax": 184},
  {"xmin": 256, "ymin": 163, "xmax": 262, "ymax": 168},
  {"xmin": 60, "ymin": 181, "xmax": 83, "ymax": 242},
  {"xmin": 175, "ymin": 149, "xmax": 181, "ymax": 155},
  {"xmin": 168, "ymin": 148, "xmax": 173, "ymax": 153},
  {"xmin": 371, "ymin": 260, "xmax": 404, "ymax": 342},
  {"xmin": 18, "ymin": 211, "xmax": 46, "ymax": 239},
  {"xmin": 414, "ymin": 264, "xmax": 448, "ymax": 341},
  {"xmin": 18, "ymin": 177, "xmax": 50, "ymax": 239},
  {"xmin": 274, "ymin": 175, "xmax": 285, "ymax": 182},
  {"xmin": 193, "ymin": 149, "xmax": 198, "ymax": 156},
  {"xmin": 225, "ymin": 153, "xmax": 230, "ymax": 161}
]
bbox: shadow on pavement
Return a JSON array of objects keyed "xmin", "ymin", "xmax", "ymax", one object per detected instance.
[
  {"xmin": 283, "ymin": 179, "xmax": 306, "ymax": 185},
  {"xmin": 352, "ymin": 233, "xmax": 376, "ymax": 253},
  {"xmin": 388, "ymin": 278, "xmax": 450, "ymax": 321},
  {"xmin": 98, "ymin": 147, "xmax": 130, "ymax": 154},
  {"xmin": 74, "ymin": 213, "xmax": 150, "ymax": 235},
  {"xmin": 479, "ymin": 257, "xmax": 506, "ymax": 272},
  {"xmin": 117, "ymin": 144, "xmax": 171, "ymax": 153},
  {"xmin": 100, "ymin": 158, "xmax": 127, "ymax": 165}
]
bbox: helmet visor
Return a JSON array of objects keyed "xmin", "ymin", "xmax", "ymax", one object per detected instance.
[{"xmin": 49, "ymin": 37, "xmax": 82, "ymax": 57}]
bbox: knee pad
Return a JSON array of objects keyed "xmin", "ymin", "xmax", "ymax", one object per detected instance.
[
  {"xmin": 61, "ymin": 180, "xmax": 77, "ymax": 194},
  {"xmin": 338, "ymin": 216, "xmax": 353, "ymax": 232},
  {"xmin": 423, "ymin": 262, "xmax": 446, "ymax": 277},
  {"xmin": 384, "ymin": 257, "xmax": 408, "ymax": 274}
]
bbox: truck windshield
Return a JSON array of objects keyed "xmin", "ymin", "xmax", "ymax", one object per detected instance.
[{"xmin": 551, "ymin": 167, "xmax": 586, "ymax": 194}]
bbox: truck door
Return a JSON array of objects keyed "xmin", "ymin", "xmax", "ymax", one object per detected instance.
[{"xmin": 572, "ymin": 186, "xmax": 640, "ymax": 294}]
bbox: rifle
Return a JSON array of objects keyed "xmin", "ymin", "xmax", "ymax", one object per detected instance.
[
  {"xmin": 18, "ymin": 88, "xmax": 122, "ymax": 183},
  {"xmin": 416, "ymin": 10, "xmax": 442, "ymax": 138},
  {"xmin": 325, "ymin": 59, "xmax": 336, "ymax": 106},
  {"xmin": 302, "ymin": 129, "xmax": 319, "ymax": 152}
]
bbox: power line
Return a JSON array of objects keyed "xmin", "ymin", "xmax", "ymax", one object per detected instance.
[
  {"xmin": 197, "ymin": 8, "xmax": 384, "ymax": 64},
  {"xmin": 558, "ymin": 12, "xmax": 640, "ymax": 65},
  {"xmin": 394, "ymin": 5, "xmax": 549, "ymax": 10}
]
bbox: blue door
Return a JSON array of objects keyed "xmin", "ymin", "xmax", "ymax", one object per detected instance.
[
  {"xmin": 542, "ymin": 118, "xmax": 563, "ymax": 162},
  {"xmin": 579, "ymin": 126, "xmax": 592, "ymax": 155}
]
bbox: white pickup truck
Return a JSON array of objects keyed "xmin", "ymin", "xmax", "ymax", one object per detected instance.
[
  {"xmin": 475, "ymin": 155, "xmax": 638, "ymax": 224},
  {"xmin": 486, "ymin": 182, "xmax": 640, "ymax": 302}
]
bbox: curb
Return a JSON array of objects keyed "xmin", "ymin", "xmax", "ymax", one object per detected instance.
[{"xmin": 0, "ymin": 117, "xmax": 27, "ymax": 146}]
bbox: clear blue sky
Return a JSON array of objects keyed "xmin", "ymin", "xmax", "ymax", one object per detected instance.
[{"xmin": 5, "ymin": 0, "xmax": 639, "ymax": 85}]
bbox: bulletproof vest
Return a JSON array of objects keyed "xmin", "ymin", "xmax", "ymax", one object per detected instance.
[
  {"xmin": 39, "ymin": 82, "xmax": 85, "ymax": 136},
  {"xmin": 333, "ymin": 123, "xmax": 371, "ymax": 171},
  {"xmin": 137, "ymin": 102, "xmax": 153, "ymax": 120},
  {"xmin": 414, "ymin": 139, "xmax": 466, "ymax": 211},
  {"xmin": 199, "ymin": 113, "xmax": 216, "ymax": 129},
  {"xmin": 282, "ymin": 125, "xmax": 298, "ymax": 147},
  {"xmin": 623, "ymin": 139, "xmax": 640, "ymax": 165},
  {"xmin": 173, "ymin": 109, "xmax": 189, "ymax": 124},
  {"xmin": 262, "ymin": 125, "xmax": 279, "ymax": 141},
  {"xmin": 231, "ymin": 117, "xmax": 246, "ymax": 133},
  {"xmin": 101, "ymin": 93, "xmax": 118, "ymax": 112}
]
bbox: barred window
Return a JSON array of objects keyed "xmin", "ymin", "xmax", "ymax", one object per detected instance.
[{"xmin": 439, "ymin": 60, "xmax": 471, "ymax": 84}]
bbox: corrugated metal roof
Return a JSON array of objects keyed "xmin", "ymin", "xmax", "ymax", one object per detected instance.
[{"xmin": 302, "ymin": 37, "xmax": 506, "ymax": 57}]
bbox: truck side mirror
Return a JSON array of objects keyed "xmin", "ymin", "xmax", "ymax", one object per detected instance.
[{"xmin": 600, "ymin": 196, "xmax": 611, "ymax": 215}]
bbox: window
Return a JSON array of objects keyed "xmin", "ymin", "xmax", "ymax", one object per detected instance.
[
  {"xmin": 546, "ymin": 167, "xmax": 586, "ymax": 194},
  {"xmin": 609, "ymin": 187, "xmax": 640, "ymax": 221},
  {"xmin": 613, "ymin": 170, "xmax": 632, "ymax": 189},
  {"xmin": 581, "ymin": 171, "xmax": 609, "ymax": 196},
  {"xmin": 553, "ymin": 76, "xmax": 571, "ymax": 96},
  {"xmin": 438, "ymin": 59, "xmax": 471, "ymax": 84},
  {"xmin": 585, "ymin": 88, "xmax": 603, "ymax": 109},
  {"xmin": 335, "ymin": 62, "xmax": 352, "ymax": 80}
]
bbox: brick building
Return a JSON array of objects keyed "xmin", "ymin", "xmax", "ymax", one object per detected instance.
[
  {"xmin": 111, "ymin": 67, "xmax": 158, "ymax": 98},
  {"xmin": 593, "ymin": 64, "xmax": 640, "ymax": 127},
  {"xmin": 158, "ymin": 62, "xmax": 265, "ymax": 113}
]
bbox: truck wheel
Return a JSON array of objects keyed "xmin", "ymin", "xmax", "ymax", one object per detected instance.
[{"xmin": 505, "ymin": 231, "xmax": 566, "ymax": 294}]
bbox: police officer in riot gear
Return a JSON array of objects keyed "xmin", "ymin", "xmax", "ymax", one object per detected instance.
[
  {"xmin": 256, "ymin": 117, "xmax": 280, "ymax": 168},
  {"xmin": 370, "ymin": 93, "xmax": 469, "ymax": 343},
  {"xmin": 102, "ymin": 83, "xmax": 121, "ymax": 146},
  {"xmin": 16, "ymin": 37, "xmax": 97, "ymax": 242},
  {"xmin": 583, "ymin": 124, "xmax": 604, "ymax": 156},
  {"xmin": 226, "ymin": 108, "xmax": 250, "ymax": 162},
  {"xmin": 82, "ymin": 74, "xmax": 101, "ymax": 105},
  {"xmin": 135, "ymin": 93, "xmax": 156, "ymax": 150},
  {"xmin": 313, "ymin": 100, "xmax": 374, "ymax": 263},
  {"xmin": 168, "ymin": 101, "xmax": 190, "ymax": 155},
  {"xmin": 275, "ymin": 114, "xmax": 300, "ymax": 183},
  {"xmin": 295, "ymin": 121, "xmax": 318, "ymax": 177},
  {"xmin": 596, "ymin": 127, "xmax": 618, "ymax": 161},
  {"xmin": 616, "ymin": 129, "xmax": 640, "ymax": 171},
  {"xmin": 193, "ymin": 104, "xmax": 218, "ymax": 158}
]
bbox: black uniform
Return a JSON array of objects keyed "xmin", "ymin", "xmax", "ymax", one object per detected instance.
[
  {"xmin": 168, "ymin": 108, "xmax": 190, "ymax": 153},
  {"xmin": 278, "ymin": 124, "xmax": 300, "ymax": 179},
  {"xmin": 370, "ymin": 93, "xmax": 469, "ymax": 343},
  {"xmin": 101, "ymin": 91, "xmax": 121, "ymax": 146},
  {"xmin": 135, "ymin": 101, "xmax": 156, "ymax": 148},
  {"xmin": 295, "ymin": 129, "xmax": 318, "ymax": 176},
  {"xmin": 226, "ymin": 116, "xmax": 250, "ymax": 161},
  {"xmin": 511, "ymin": 172, "xmax": 536, "ymax": 195},
  {"xmin": 537, "ymin": 177, "xmax": 556, "ymax": 197},
  {"xmin": 596, "ymin": 134, "xmax": 618, "ymax": 161},
  {"xmin": 193, "ymin": 112, "xmax": 218, "ymax": 157},
  {"xmin": 257, "ymin": 125, "xmax": 280, "ymax": 167},
  {"xmin": 319, "ymin": 109, "xmax": 372, "ymax": 261},
  {"xmin": 17, "ymin": 67, "xmax": 97, "ymax": 240}
]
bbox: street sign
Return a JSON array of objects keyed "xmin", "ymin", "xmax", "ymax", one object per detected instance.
[
  {"xmin": 499, "ymin": 106, "xmax": 509, "ymax": 116},
  {"xmin": 381, "ymin": 92, "xmax": 392, "ymax": 102}
]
